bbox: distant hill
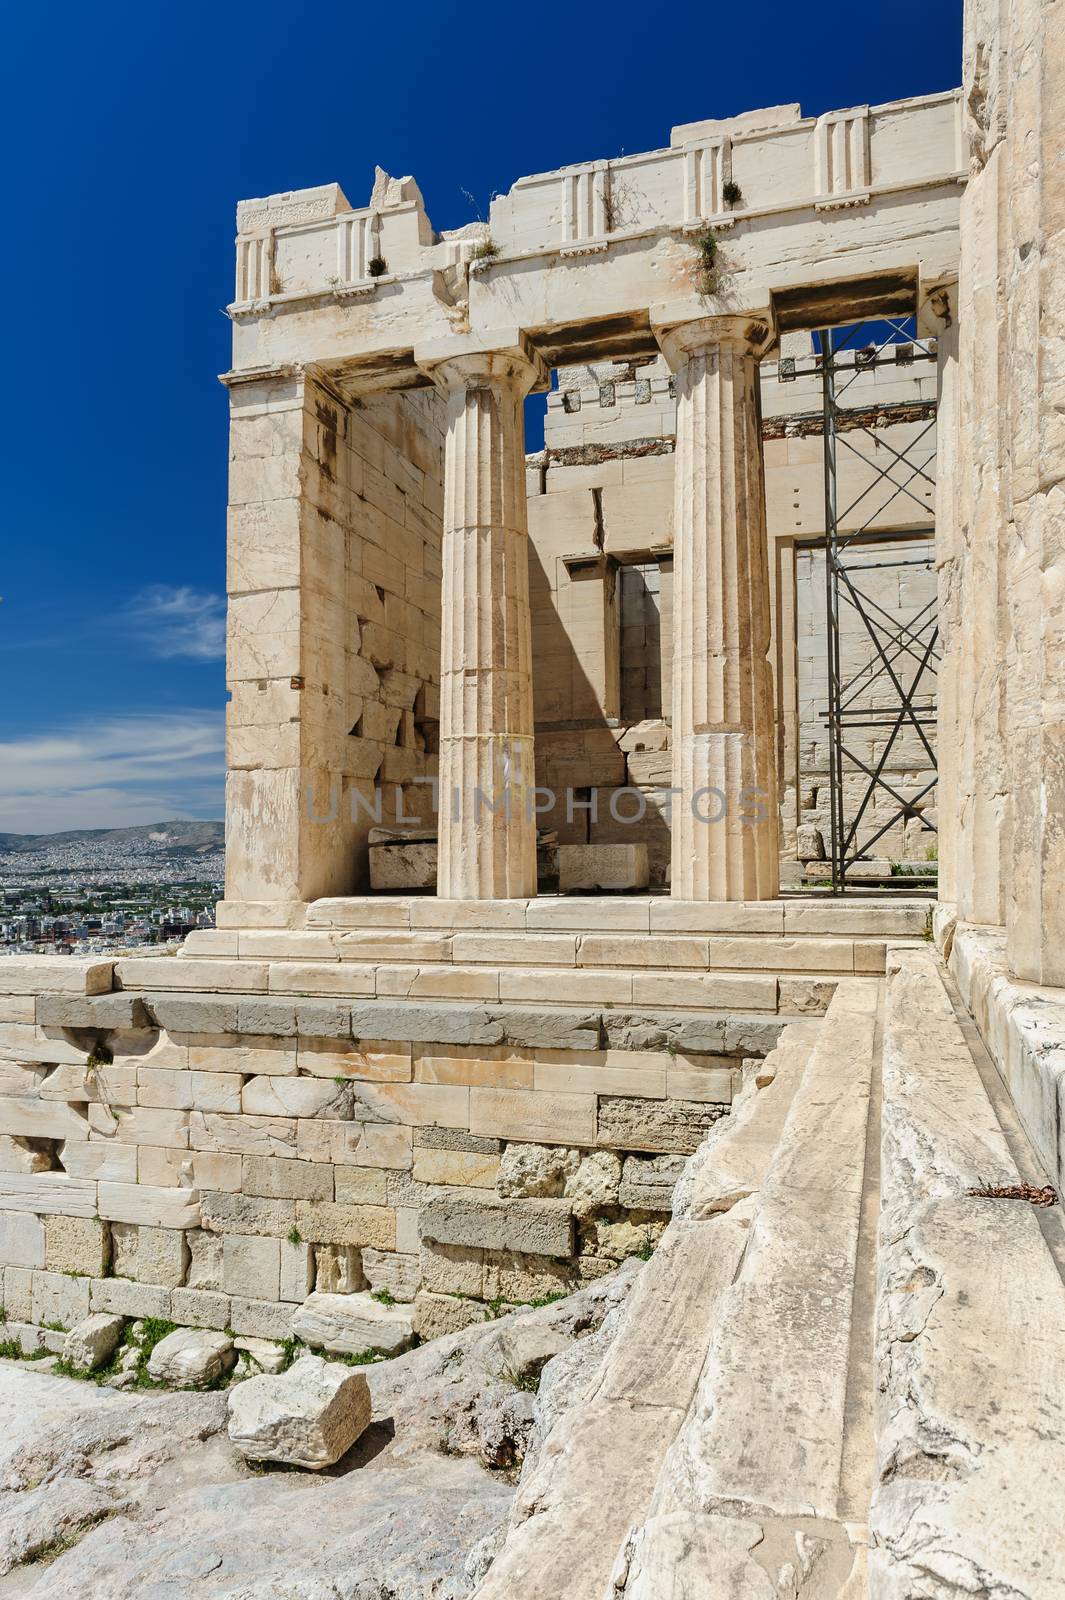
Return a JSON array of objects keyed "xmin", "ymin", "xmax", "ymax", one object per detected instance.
[{"xmin": 0, "ymin": 821, "xmax": 225, "ymax": 854}]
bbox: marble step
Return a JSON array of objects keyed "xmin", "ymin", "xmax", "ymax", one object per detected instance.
[
  {"xmin": 112, "ymin": 955, "xmax": 868, "ymax": 1016},
  {"xmin": 299, "ymin": 894, "xmax": 930, "ymax": 939},
  {"xmin": 181, "ymin": 927, "xmax": 921, "ymax": 977}
]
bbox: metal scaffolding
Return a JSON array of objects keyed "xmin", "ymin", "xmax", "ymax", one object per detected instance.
[
  {"xmin": 774, "ymin": 316, "xmax": 940, "ymax": 890},
  {"xmin": 813, "ymin": 315, "xmax": 939, "ymax": 892}
]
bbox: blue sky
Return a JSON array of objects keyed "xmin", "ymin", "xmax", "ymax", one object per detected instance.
[{"xmin": 0, "ymin": 0, "xmax": 962, "ymax": 834}]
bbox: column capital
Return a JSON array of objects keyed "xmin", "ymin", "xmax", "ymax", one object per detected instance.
[
  {"xmin": 651, "ymin": 309, "xmax": 774, "ymax": 373},
  {"xmin": 415, "ymin": 329, "xmax": 550, "ymax": 397}
]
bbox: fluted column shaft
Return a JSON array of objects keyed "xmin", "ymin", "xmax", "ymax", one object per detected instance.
[
  {"xmin": 662, "ymin": 316, "xmax": 780, "ymax": 899},
  {"xmin": 432, "ymin": 351, "xmax": 540, "ymax": 898}
]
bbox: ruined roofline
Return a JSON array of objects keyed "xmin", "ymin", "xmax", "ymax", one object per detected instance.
[{"xmin": 234, "ymin": 88, "xmax": 963, "ymax": 244}]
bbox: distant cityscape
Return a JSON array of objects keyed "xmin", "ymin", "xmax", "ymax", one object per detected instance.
[{"xmin": 0, "ymin": 821, "xmax": 224, "ymax": 955}]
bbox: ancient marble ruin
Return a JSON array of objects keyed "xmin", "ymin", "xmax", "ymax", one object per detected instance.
[{"xmin": 0, "ymin": 0, "xmax": 1062, "ymax": 1593}]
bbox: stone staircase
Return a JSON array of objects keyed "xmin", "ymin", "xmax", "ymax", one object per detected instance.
[
  {"xmin": 474, "ymin": 948, "xmax": 1065, "ymax": 1599},
  {"xmin": 174, "ymin": 898, "xmax": 929, "ymax": 1019}
]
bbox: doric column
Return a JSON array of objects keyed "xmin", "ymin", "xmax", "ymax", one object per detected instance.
[
  {"xmin": 659, "ymin": 315, "xmax": 780, "ymax": 900},
  {"xmin": 425, "ymin": 341, "xmax": 546, "ymax": 898}
]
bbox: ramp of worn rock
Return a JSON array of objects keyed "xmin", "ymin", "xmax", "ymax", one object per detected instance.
[
  {"xmin": 474, "ymin": 1018, "xmax": 820, "ymax": 1600},
  {"xmin": 871, "ymin": 948, "xmax": 1065, "ymax": 1600}
]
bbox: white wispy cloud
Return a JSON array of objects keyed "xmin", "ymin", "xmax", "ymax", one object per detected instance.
[
  {"xmin": 0, "ymin": 711, "xmax": 225, "ymax": 833},
  {"xmin": 127, "ymin": 586, "xmax": 227, "ymax": 660}
]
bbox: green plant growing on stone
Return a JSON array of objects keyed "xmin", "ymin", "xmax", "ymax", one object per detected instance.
[
  {"xmin": 86, "ymin": 1040, "xmax": 113, "ymax": 1072},
  {"xmin": 278, "ymin": 1335, "xmax": 306, "ymax": 1372},
  {"xmin": 287, "ymin": 1227, "xmax": 302, "ymax": 1246},
  {"xmin": 722, "ymin": 178, "xmax": 743, "ymax": 207},
  {"xmin": 471, "ymin": 237, "xmax": 499, "ymax": 262},
  {"xmin": 501, "ymin": 1364, "xmax": 540, "ymax": 1394},
  {"xmin": 633, "ymin": 1228, "xmax": 657, "ymax": 1261},
  {"xmin": 367, "ymin": 256, "xmax": 388, "ymax": 277},
  {"xmin": 693, "ymin": 226, "xmax": 722, "ymax": 296},
  {"xmin": 371, "ymin": 1288, "xmax": 395, "ymax": 1306}
]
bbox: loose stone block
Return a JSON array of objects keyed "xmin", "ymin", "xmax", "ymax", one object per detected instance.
[
  {"xmin": 147, "ymin": 1328, "xmax": 236, "ymax": 1388},
  {"xmin": 292, "ymin": 1290, "xmax": 414, "ymax": 1356},
  {"xmin": 361, "ymin": 1248, "xmax": 420, "ymax": 1302},
  {"xmin": 369, "ymin": 835, "xmax": 438, "ymax": 891},
  {"xmin": 412, "ymin": 1290, "xmax": 486, "ymax": 1340},
  {"xmin": 63, "ymin": 1313, "xmax": 125, "ymax": 1372},
  {"xmin": 170, "ymin": 1286, "xmax": 232, "ymax": 1330},
  {"xmin": 223, "ymin": 1233, "xmax": 282, "ymax": 1300},
  {"xmin": 0, "ymin": 1210, "xmax": 46, "ymax": 1269},
  {"xmin": 43, "ymin": 1214, "xmax": 110, "ymax": 1276},
  {"xmin": 559, "ymin": 843, "xmax": 650, "ymax": 892},
  {"xmin": 233, "ymin": 1336, "xmax": 287, "ymax": 1374},
  {"xmin": 227, "ymin": 1353, "xmax": 372, "ymax": 1469},
  {"xmin": 294, "ymin": 1201, "xmax": 396, "ymax": 1250},
  {"xmin": 111, "ymin": 1222, "xmax": 190, "ymax": 1287},
  {"xmin": 31, "ymin": 1268, "xmax": 90, "ymax": 1330},
  {"xmin": 596, "ymin": 1096, "xmax": 728, "ymax": 1153}
]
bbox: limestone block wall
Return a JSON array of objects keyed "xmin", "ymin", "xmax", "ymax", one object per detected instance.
[
  {"xmin": 0, "ymin": 956, "xmax": 768, "ymax": 1345},
  {"xmin": 525, "ymin": 347, "xmax": 939, "ymax": 881},
  {"xmin": 941, "ymin": 0, "xmax": 1064, "ymax": 984},
  {"xmin": 225, "ymin": 374, "xmax": 445, "ymax": 913}
]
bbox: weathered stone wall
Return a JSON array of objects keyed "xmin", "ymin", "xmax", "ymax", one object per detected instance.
[
  {"xmin": 0, "ymin": 956, "xmax": 771, "ymax": 1347},
  {"xmin": 942, "ymin": 0, "xmax": 1064, "ymax": 983},
  {"xmin": 224, "ymin": 374, "xmax": 445, "ymax": 915}
]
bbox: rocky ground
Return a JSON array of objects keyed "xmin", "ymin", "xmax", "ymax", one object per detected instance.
[{"xmin": 0, "ymin": 1265, "xmax": 638, "ymax": 1599}]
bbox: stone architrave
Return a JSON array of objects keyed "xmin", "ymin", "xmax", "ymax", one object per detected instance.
[
  {"xmin": 421, "ymin": 337, "xmax": 548, "ymax": 900},
  {"xmin": 657, "ymin": 314, "xmax": 780, "ymax": 900}
]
